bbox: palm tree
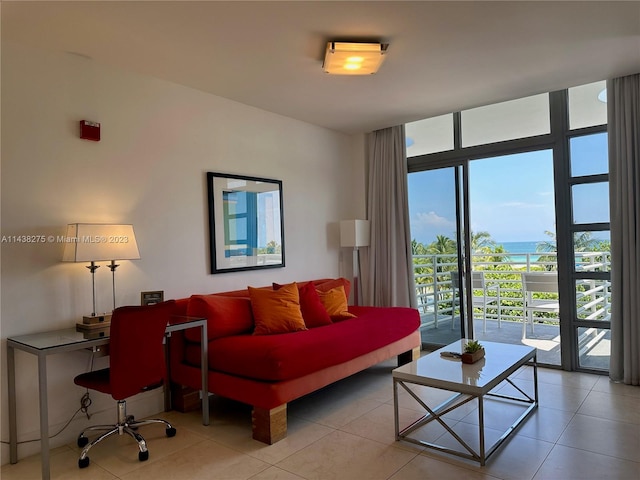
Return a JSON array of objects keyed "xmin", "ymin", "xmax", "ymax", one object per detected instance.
[
  {"xmin": 573, "ymin": 232, "xmax": 599, "ymax": 252},
  {"xmin": 485, "ymin": 244, "xmax": 510, "ymax": 264},
  {"xmin": 265, "ymin": 240, "xmax": 280, "ymax": 254},
  {"xmin": 536, "ymin": 230, "xmax": 602, "ymax": 270},
  {"xmin": 411, "ymin": 239, "xmax": 436, "ymax": 309},
  {"xmin": 471, "ymin": 231, "xmax": 496, "ymax": 253},
  {"xmin": 536, "ymin": 230, "xmax": 559, "ymax": 270},
  {"xmin": 428, "ymin": 235, "xmax": 457, "ymax": 254},
  {"xmin": 537, "ymin": 230, "xmax": 600, "ymax": 253},
  {"xmin": 536, "ymin": 230, "xmax": 557, "ymax": 253},
  {"xmin": 411, "ymin": 239, "xmax": 429, "ymax": 256}
]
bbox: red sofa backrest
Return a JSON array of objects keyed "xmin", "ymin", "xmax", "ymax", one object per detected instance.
[{"xmin": 176, "ymin": 278, "xmax": 350, "ymax": 343}]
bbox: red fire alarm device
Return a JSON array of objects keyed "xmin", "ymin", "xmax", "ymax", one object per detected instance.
[{"xmin": 79, "ymin": 120, "xmax": 100, "ymax": 141}]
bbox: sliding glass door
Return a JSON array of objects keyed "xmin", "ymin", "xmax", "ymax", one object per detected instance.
[
  {"xmin": 406, "ymin": 81, "xmax": 611, "ymax": 373},
  {"xmin": 467, "ymin": 150, "xmax": 560, "ymax": 366},
  {"xmin": 408, "ymin": 150, "xmax": 559, "ymax": 365},
  {"xmin": 408, "ymin": 166, "xmax": 468, "ymax": 347}
]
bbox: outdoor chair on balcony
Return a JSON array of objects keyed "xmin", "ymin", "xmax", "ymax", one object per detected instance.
[
  {"xmin": 451, "ymin": 271, "xmax": 501, "ymax": 333},
  {"xmin": 521, "ymin": 272, "xmax": 560, "ymax": 339}
]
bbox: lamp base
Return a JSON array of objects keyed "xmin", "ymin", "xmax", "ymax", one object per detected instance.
[
  {"xmin": 76, "ymin": 322, "xmax": 110, "ymax": 339},
  {"xmin": 82, "ymin": 314, "xmax": 112, "ymax": 324}
]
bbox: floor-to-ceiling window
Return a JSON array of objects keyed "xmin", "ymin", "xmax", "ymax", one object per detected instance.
[
  {"xmin": 406, "ymin": 81, "xmax": 610, "ymax": 373},
  {"xmin": 563, "ymin": 83, "xmax": 611, "ymax": 371}
]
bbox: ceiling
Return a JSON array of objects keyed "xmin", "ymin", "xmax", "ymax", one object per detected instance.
[{"xmin": 2, "ymin": 1, "xmax": 639, "ymax": 134}]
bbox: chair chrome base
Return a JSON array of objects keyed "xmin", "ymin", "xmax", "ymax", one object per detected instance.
[{"xmin": 77, "ymin": 399, "xmax": 176, "ymax": 468}]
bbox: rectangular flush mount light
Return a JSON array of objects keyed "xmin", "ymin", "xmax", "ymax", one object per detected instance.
[{"xmin": 323, "ymin": 42, "xmax": 388, "ymax": 75}]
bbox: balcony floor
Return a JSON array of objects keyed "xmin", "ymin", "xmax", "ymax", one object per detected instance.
[
  {"xmin": 420, "ymin": 315, "xmax": 611, "ymax": 370},
  {"xmin": 421, "ymin": 316, "xmax": 558, "ymax": 366}
]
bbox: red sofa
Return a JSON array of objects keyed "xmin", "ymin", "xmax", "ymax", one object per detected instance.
[{"xmin": 168, "ymin": 279, "xmax": 421, "ymax": 444}]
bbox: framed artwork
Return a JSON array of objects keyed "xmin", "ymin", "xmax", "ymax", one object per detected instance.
[
  {"xmin": 207, "ymin": 172, "xmax": 285, "ymax": 274},
  {"xmin": 141, "ymin": 291, "xmax": 164, "ymax": 306}
]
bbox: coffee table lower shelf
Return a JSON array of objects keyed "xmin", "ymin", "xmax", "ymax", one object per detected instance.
[{"xmin": 392, "ymin": 341, "xmax": 538, "ymax": 466}]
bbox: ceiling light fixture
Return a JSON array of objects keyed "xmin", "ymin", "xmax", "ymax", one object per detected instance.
[{"xmin": 323, "ymin": 42, "xmax": 388, "ymax": 75}]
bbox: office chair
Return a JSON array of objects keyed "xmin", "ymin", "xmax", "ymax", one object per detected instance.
[{"xmin": 74, "ymin": 300, "xmax": 177, "ymax": 468}]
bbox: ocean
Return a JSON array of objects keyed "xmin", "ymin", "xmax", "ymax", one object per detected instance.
[
  {"xmin": 499, "ymin": 240, "xmax": 552, "ymax": 262},
  {"xmin": 500, "ymin": 241, "xmax": 545, "ymax": 254}
]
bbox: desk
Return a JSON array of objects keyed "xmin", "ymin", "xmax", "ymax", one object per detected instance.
[
  {"xmin": 7, "ymin": 316, "xmax": 209, "ymax": 480},
  {"xmin": 393, "ymin": 340, "xmax": 537, "ymax": 465}
]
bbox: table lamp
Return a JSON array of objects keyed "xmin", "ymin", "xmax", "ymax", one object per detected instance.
[
  {"xmin": 63, "ymin": 223, "xmax": 140, "ymax": 317},
  {"xmin": 339, "ymin": 219, "xmax": 370, "ymax": 306}
]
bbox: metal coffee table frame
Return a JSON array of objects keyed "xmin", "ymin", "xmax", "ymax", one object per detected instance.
[{"xmin": 393, "ymin": 341, "xmax": 538, "ymax": 466}]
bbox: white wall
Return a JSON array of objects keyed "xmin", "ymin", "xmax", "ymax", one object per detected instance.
[{"xmin": 0, "ymin": 42, "xmax": 362, "ymax": 461}]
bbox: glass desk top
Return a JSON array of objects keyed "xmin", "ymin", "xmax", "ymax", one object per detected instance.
[
  {"xmin": 8, "ymin": 328, "xmax": 94, "ymax": 350},
  {"xmin": 7, "ymin": 316, "xmax": 205, "ymax": 351}
]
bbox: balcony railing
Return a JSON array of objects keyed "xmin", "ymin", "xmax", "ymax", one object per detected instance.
[{"xmin": 413, "ymin": 251, "xmax": 611, "ymax": 330}]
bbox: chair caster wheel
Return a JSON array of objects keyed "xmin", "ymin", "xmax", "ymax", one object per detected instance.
[
  {"xmin": 139, "ymin": 450, "xmax": 149, "ymax": 462},
  {"xmin": 77, "ymin": 436, "xmax": 89, "ymax": 448},
  {"xmin": 78, "ymin": 457, "xmax": 90, "ymax": 468},
  {"xmin": 166, "ymin": 427, "xmax": 176, "ymax": 437}
]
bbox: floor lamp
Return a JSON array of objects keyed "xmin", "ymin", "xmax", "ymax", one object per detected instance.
[
  {"xmin": 63, "ymin": 223, "xmax": 140, "ymax": 317},
  {"xmin": 340, "ymin": 220, "xmax": 370, "ymax": 306}
]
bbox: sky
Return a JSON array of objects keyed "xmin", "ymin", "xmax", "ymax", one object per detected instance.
[{"xmin": 407, "ymin": 132, "xmax": 609, "ymax": 245}]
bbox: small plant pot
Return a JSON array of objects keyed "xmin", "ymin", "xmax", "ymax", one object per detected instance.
[{"xmin": 461, "ymin": 348, "xmax": 485, "ymax": 364}]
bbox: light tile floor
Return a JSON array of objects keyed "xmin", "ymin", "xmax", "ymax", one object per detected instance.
[{"xmin": 3, "ymin": 359, "xmax": 639, "ymax": 480}]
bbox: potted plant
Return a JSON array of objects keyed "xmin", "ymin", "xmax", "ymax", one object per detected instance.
[{"xmin": 461, "ymin": 340, "xmax": 485, "ymax": 364}]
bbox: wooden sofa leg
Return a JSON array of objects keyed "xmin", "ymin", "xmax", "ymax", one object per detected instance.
[
  {"xmin": 397, "ymin": 346, "xmax": 421, "ymax": 365},
  {"xmin": 252, "ymin": 404, "xmax": 287, "ymax": 444}
]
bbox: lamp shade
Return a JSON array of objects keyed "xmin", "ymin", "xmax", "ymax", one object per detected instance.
[
  {"xmin": 62, "ymin": 224, "xmax": 140, "ymax": 262},
  {"xmin": 340, "ymin": 220, "xmax": 370, "ymax": 248}
]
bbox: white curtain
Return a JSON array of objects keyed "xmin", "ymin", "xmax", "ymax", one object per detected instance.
[
  {"xmin": 363, "ymin": 125, "xmax": 417, "ymax": 308},
  {"xmin": 608, "ymin": 73, "xmax": 640, "ymax": 385}
]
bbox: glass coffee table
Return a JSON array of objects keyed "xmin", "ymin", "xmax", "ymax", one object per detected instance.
[{"xmin": 392, "ymin": 340, "xmax": 537, "ymax": 465}]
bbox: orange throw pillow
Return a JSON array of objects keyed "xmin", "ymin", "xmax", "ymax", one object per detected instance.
[
  {"xmin": 316, "ymin": 285, "xmax": 356, "ymax": 321},
  {"xmin": 249, "ymin": 283, "xmax": 307, "ymax": 335},
  {"xmin": 315, "ymin": 277, "xmax": 351, "ymax": 299},
  {"xmin": 273, "ymin": 281, "xmax": 332, "ymax": 328}
]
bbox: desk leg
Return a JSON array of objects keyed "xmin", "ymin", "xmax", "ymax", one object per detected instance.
[
  {"xmin": 164, "ymin": 338, "xmax": 171, "ymax": 411},
  {"xmin": 38, "ymin": 354, "xmax": 51, "ymax": 480},
  {"xmin": 8, "ymin": 345, "xmax": 17, "ymax": 464},
  {"xmin": 201, "ymin": 323, "xmax": 209, "ymax": 426}
]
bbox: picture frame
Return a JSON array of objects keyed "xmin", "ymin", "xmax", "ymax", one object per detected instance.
[
  {"xmin": 141, "ymin": 290, "xmax": 164, "ymax": 306},
  {"xmin": 207, "ymin": 172, "xmax": 285, "ymax": 274}
]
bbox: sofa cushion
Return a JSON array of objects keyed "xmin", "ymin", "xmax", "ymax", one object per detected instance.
[
  {"xmin": 249, "ymin": 284, "xmax": 307, "ymax": 335},
  {"xmin": 316, "ymin": 286, "xmax": 356, "ymax": 321},
  {"xmin": 185, "ymin": 306, "xmax": 420, "ymax": 381},
  {"xmin": 185, "ymin": 295, "xmax": 253, "ymax": 342},
  {"xmin": 273, "ymin": 281, "xmax": 332, "ymax": 328}
]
